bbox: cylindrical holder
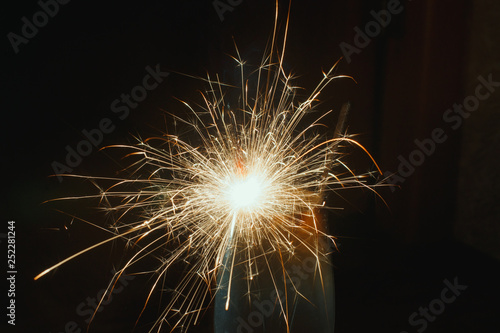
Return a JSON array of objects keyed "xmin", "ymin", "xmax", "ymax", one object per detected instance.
[{"xmin": 214, "ymin": 212, "xmax": 335, "ymax": 333}]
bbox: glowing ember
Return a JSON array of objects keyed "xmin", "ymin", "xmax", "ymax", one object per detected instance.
[{"xmin": 226, "ymin": 174, "xmax": 266, "ymax": 212}]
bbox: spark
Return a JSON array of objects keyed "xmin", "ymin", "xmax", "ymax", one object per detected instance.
[
  {"xmin": 226, "ymin": 174, "xmax": 266, "ymax": 212},
  {"xmin": 36, "ymin": 4, "xmax": 384, "ymax": 332}
]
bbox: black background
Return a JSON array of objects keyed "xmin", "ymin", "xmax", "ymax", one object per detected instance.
[{"xmin": 2, "ymin": 0, "xmax": 500, "ymax": 332}]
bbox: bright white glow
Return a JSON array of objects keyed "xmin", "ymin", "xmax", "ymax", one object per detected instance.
[{"xmin": 226, "ymin": 174, "xmax": 265, "ymax": 211}]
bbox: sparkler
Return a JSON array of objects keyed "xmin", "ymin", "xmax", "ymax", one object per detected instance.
[{"xmin": 36, "ymin": 3, "xmax": 383, "ymax": 332}]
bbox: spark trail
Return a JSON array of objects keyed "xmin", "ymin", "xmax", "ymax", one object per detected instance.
[{"xmin": 36, "ymin": 4, "xmax": 383, "ymax": 332}]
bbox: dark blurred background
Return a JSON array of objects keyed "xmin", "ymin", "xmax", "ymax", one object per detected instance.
[{"xmin": 2, "ymin": 0, "xmax": 499, "ymax": 332}]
